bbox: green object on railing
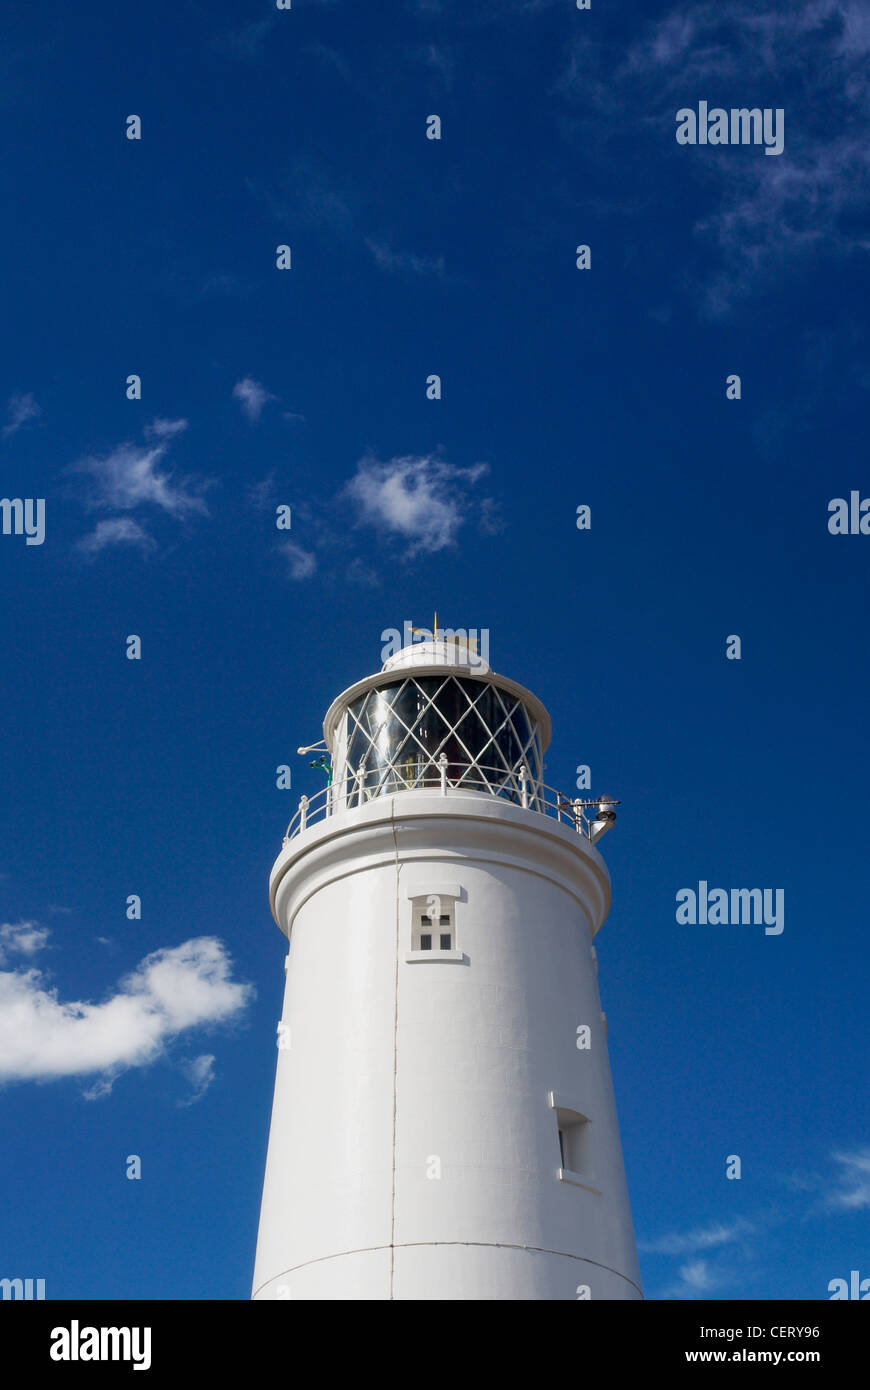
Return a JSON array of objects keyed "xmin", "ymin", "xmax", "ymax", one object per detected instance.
[{"xmin": 309, "ymin": 755, "xmax": 333, "ymax": 786}]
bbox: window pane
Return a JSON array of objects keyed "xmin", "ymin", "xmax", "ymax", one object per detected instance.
[
  {"xmin": 420, "ymin": 934, "xmax": 432, "ymax": 951},
  {"xmin": 440, "ymin": 933, "xmax": 452, "ymax": 951},
  {"xmin": 342, "ymin": 675, "xmax": 543, "ymax": 803}
]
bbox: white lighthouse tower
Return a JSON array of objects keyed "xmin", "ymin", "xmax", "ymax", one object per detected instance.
[{"xmin": 252, "ymin": 631, "xmax": 642, "ymax": 1300}]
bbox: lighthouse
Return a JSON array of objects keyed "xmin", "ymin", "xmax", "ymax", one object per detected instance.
[{"xmin": 251, "ymin": 631, "xmax": 642, "ymax": 1300}]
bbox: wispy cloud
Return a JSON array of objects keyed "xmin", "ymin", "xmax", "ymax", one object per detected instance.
[
  {"xmin": 365, "ymin": 238, "xmax": 446, "ymax": 277},
  {"xmin": 696, "ymin": 133, "xmax": 870, "ymax": 316},
  {"xmin": 198, "ymin": 270, "xmax": 253, "ymax": 300},
  {"xmin": 248, "ymin": 472, "xmax": 277, "ymax": 512},
  {"xmin": 557, "ymin": 0, "xmax": 870, "ymax": 313},
  {"xmin": 281, "ymin": 539, "xmax": 317, "ymax": 581},
  {"xmin": 0, "ymin": 921, "xmax": 50, "ymax": 963},
  {"xmin": 645, "ymin": 1145, "xmax": 870, "ymax": 1297},
  {"xmin": 246, "ymin": 162, "xmax": 357, "ymax": 237},
  {"xmin": 71, "ymin": 419, "xmax": 211, "ymax": 529},
  {"xmin": 2, "ymin": 391, "xmax": 40, "ymax": 437},
  {"xmin": 233, "ymin": 376, "xmax": 277, "ymax": 423},
  {"xmin": 145, "ymin": 417, "xmax": 189, "ymax": 440},
  {"xmin": 0, "ymin": 937, "xmax": 253, "ymax": 1096},
  {"xmin": 77, "ymin": 517, "xmax": 156, "ymax": 556},
  {"xmin": 413, "ymin": 42, "xmax": 457, "ymax": 86},
  {"xmin": 641, "ymin": 1215, "xmax": 761, "ymax": 1298},
  {"xmin": 249, "ymin": 162, "xmax": 447, "ymax": 280},
  {"xmin": 777, "ymin": 1145, "xmax": 870, "ymax": 1214},
  {"xmin": 178, "ymin": 1053, "xmax": 216, "ymax": 1107},
  {"xmin": 345, "ymin": 556, "xmax": 380, "ymax": 588},
  {"xmin": 659, "ymin": 1258, "xmax": 724, "ymax": 1299},
  {"xmin": 304, "ymin": 42, "xmax": 353, "ymax": 84},
  {"xmin": 343, "ymin": 452, "xmax": 489, "ymax": 555},
  {"xmin": 262, "ymin": 451, "xmax": 501, "ymax": 584},
  {"xmin": 826, "ymin": 1148, "xmax": 870, "ymax": 1211},
  {"xmin": 209, "ymin": 18, "xmax": 276, "ymax": 63},
  {"xmin": 639, "ymin": 1219, "xmax": 754, "ymax": 1256}
]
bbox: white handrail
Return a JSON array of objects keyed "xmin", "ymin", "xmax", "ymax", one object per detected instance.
[{"xmin": 281, "ymin": 762, "xmax": 619, "ymax": 847}]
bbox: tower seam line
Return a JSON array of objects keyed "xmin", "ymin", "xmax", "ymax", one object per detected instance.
[
  {"xmin": 253, "ymin": 1243, "xmax": 643, "ymax": 1299},
  {"xmin": 388, "ymin": 797, "xmax": 400, "ymax": 1300}
]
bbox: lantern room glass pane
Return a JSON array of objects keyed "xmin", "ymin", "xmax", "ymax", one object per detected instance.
[{"xmin": 341, "ymin": 675, "xmax": 542, "ymax": 807}]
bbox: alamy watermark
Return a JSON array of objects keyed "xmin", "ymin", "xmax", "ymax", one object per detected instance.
[
  {"xmin": 50, "ymin": 1323, "xmax": 151, "ymax": 1371},
  {"xmin": 1, "ymin": 497, "xmax": 45, "ymax": 545},
  {"xmin": 676, "ymin": 881, "xmax": 784, "ymax": 935},
  {"xmin": 1, "ymin": 1276, "xmax": 45, "ymax": 1300},
  {"xmin": 828, "ymin": 492, "xmax": 870, "ymax": 534},
  {"xmin": 380, "ymin": 621, "xmax": 490, "ymax": 669},
  {"xmin": 828, "ymin": 1269, "xmax": 870, "ymax": 1299},
  {"xmin": 676, "ymin": 103, "xmax": 784, "ymax": 156}
]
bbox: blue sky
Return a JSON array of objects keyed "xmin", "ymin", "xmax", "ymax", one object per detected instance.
[{"xmin": 1, "ymin": 0, "xmax": 869, "ymax": 1300}]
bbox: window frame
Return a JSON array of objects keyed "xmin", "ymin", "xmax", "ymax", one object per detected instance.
[
  {"xmin": 548, "ymin": 1091, "xmax": 601, "ymax": 1194},
  {"xmin": 404, "ymin": 886, "xmax": 464, "ymax": 963}
]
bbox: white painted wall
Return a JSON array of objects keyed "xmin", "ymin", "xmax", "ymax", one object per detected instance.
[{"xmin": 252, "ymin": 792, "xmax": 641, "ymax": 1300}]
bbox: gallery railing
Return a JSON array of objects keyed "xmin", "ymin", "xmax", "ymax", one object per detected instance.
[{"xmin": 281, "ymin": 757, "xmax": 617, "ymax": 846}]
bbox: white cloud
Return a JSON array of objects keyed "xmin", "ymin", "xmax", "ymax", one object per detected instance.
[
  {"xmin": 558, "ymin": 0, "xmax": 870, "ymax": 313},
  {"xmin": 343, "ymin": 452, "xmax": 489, "ymax": 555},
  {"xmin": 77, "ymin": 517, "xmax": 156, "ymax": 556},
  {"xmin": 479, "ymin": 496, "xmax": 505, "ymax": 536},
  {"xmin": 145, "ymin": 417, "xmax": 189, "ymax": 440},
  {"xmin": 178, "ymin": 1053, "xmax": 216, "ymax": 1107},
  {"xmin": 0, "ymin": 936, "xmax": 253, "ymax": 1094},
  {"xmin": 248, "ymin": 473, "xmax": 276, "ymax": 511},
  {"xmin": 642, "ymin": 1218, "xmax": 755, "ymax": 1297},
  {"xmin": 72, "ymin": 420, "xmax": 209, "ymax": 519},
  {"xmin": 680, "ymin": 1259, "xmax": 714, "ymax": 1290},
  {"xmin": 281, "ymin": 540, "xmax": 317, "ymax": 580},
  {"xmin": 233, "ymin": 376, "xmax": 277, "ymax": 423},
  {"xmin": 654, "ymin": 1256, "xmax": 739, "ymax": 1300},
  {"xmin": 696, "ymin": 134, "xmax": 870, "ymax": 316},
  {"xmin": 0, "ymin": 921, "xmax": 50, "ymax": 963},
  {"xmin": 639, "ymin": 1219, "xmax": 753, "ymax": 1256},
  {"xmin": 2, "ymin": 391, "xmax": 40, "ymax": 437},
  {"xmin": 662, "ymin": 1259, "xmax": 718, "ymax": 1298},
  {"xmin": 827, "ymin": 1148, "xmax": 870, "ymax": 1211}
]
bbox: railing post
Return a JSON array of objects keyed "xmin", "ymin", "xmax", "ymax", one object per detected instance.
[
  {"xmin": 299, "ymin": 795, "xmax": 309, "ymax": 831},
  {"xmin": 438, "ymin": 753, "xmax": 448, "ymax": 796},
  {"xmin": 519, "ymin": 765, "xmax": 529, "ymax": 809},
  {"xmin": 573, "ymin": 798, "xmax": 584, "ymax": 835}
]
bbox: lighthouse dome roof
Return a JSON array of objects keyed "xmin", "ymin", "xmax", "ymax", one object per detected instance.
[{"xmin": 382, "ymin": 637, "xmax": 490, "ymax": 674}]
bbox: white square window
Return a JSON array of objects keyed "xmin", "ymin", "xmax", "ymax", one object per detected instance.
[{"xmin": 405, "ymin": 891, "xmax": 463, "ymax": 962}]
